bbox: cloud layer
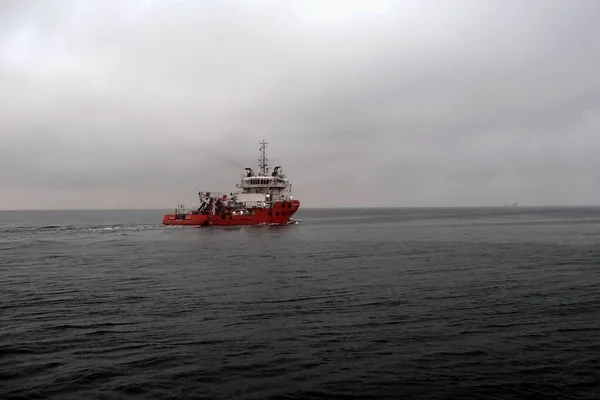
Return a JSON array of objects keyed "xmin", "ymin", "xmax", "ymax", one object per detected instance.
[{"xmin": 2, "ymin": 0, "xmax": 600, "ymax": 209}]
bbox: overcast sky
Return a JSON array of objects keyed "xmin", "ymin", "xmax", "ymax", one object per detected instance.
[{"xmin": 1, "ymin": 0, "xmax": 600, "ymax": 209}]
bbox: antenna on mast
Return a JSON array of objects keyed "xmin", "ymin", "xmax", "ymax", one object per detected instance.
[{"xmin": 258, "ymin": 139, "xmax": 268, "ymax": 176}]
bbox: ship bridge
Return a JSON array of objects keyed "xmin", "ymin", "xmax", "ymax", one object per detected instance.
[
  {"xmin": 234, "ymin": 140, "xmax": 294, "ymax": 206},
  {"xmin": 239, "ymin": 176, "xmax": 288, "ymax": 188}
]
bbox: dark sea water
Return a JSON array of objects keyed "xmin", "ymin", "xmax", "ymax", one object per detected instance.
[{"xmin": 1, "ymin": 207, "xmax": 600, "ymax": 399}]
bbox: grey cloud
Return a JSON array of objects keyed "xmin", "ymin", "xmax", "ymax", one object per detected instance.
[{"xmin": 1, "ymin": 0, "xmax": 600, "ymax": 209}]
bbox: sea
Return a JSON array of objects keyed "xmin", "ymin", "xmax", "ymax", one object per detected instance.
[{"xmin": 1, "ymin": 207, "xmax": 599, "ymax": 399}]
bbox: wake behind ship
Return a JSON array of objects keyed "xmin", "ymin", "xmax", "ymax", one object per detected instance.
[{"xmin": 162, "ymin": 140, "xmax": 300, "ymax": 226}]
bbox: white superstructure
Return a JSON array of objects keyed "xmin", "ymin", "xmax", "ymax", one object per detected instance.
[{"xmin": 233, "ymin": 140, "xmax": 294, "ymax": 207}]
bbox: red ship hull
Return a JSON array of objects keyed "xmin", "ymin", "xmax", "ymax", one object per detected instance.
[{"xmin": 162, "ymin": 200, "xmax": 300, "ymax": 226}]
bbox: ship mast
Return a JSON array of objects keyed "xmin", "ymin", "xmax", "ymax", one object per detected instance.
[{"xmin": 258, "ymin": 139, "xmax": 268, "ymax": 176}]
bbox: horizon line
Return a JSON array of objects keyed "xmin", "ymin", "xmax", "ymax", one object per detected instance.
[{"xmin": 2, "ymin": 205, "xmax": 600, "ymax": 212}]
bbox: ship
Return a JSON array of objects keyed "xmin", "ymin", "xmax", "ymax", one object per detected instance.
[{"xmin": 162, "ymin": 140, "xmax": 300, "ymax": 226}]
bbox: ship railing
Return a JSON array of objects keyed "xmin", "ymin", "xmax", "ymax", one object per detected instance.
[{"xmin": 237, "ymin": 182, "xmax": 287, "ymax": 188}]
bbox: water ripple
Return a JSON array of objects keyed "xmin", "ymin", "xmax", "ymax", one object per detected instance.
[{"xmin": 1, "ymin": 208, "xmax": 600, "ymax": 399}]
